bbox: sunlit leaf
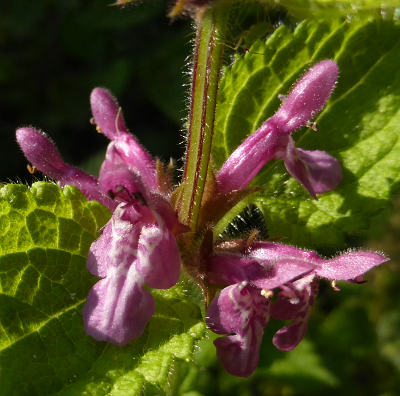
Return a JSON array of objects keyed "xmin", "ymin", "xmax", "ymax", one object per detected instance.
[
  {"xmin": 214, "ymin": 17, "xmax": 400, "ymax": 250},
  {"xmin": 0, "ymin": 182, "xmax": 205, "ymax": 395}
]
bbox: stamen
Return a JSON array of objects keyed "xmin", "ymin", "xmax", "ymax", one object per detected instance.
[
  {"xmin": 278, "ymin": 94, "xmax": 287, "ymax": 103},
  {"xmin": 305, "ymin": 120, "xmax": 318, "ymax": 131},
  {"xmin": 108, "ymin": 185, "xmax": 147, "ymax": 206},
  {"xmin": 116, "ymin": 185, "xmax": 135, "ymax": 203},
  {"xmin": 27, "ymin": 164, "xmax": 38, "ymax": 174},
  {"xmin": 89, "ymin": 117, "xmax": 103, "ymax": 134},
  {"xmin": 114, "ymin": 107, "xmax": 123, "ymax": 135},
  {"xmin": 331, "ymin": 280, "xmax": 340, "ymax": 292},
  {"xmin": 132, "ymin": 192, "xmax": 147, "ymax": 206},
  {"xmin": 261, "ymin": 289, "xmax": 273, "ymax": 299}
]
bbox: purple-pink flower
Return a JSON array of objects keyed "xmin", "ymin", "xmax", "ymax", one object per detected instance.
[
  {"xmin": 217, "ymin": 60, "xmax": 342, "ymax": 198},
  {"xmin": 83, "ymin": 198, "xmax": 181, "ymax": 345},
  {"xmin": 15, "ymin": 60, "xmax": 389, "ymax": 377},
  {"xmin": 16, "ymin": 128, "xmax": 116, "ymax": 210},
  {"xmin": 206, "ymin": 242, "xmax": 387, "ymax": 376},
  {"xmin": 17, "ymin": 88, "xmax": 183, "ymax": 345},
  {"xmin": 199, "ymin": 60, "xmax": 387, "ymax": 376}
]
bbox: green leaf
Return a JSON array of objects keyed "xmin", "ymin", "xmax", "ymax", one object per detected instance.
[
  {"xmin": 264, "ymin": 0, "xmax": 400, "ymax": 19},
  {"xmin": 213, "ymin": 17, "xmax": 400, "ymax": 250},
  {"xmin": 261, "ymin": 340, "xmax": 339, "ymax": 391},
  {"xmin": 216, "ymin": 0, "xmax": 398, "ymax": 21},
  {"xmin": 0, "ymin": 182, "xmax": 205, "ymax": 395}
]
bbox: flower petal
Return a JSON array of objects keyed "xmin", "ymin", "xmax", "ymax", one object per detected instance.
[
  {"xmin": 251, "ymin": 259, "xmax": 314, "ymax": 290},
  {"xmin": 16, "ymin": 127, "xmax": 116, "ymax": 210},
  {"xmin": 206, "ymin": 282, "xmax": 270, "ymax": 377},
  {"xmin": 207, "ymin": 252, "xmax": 313, "ymax": 290},
  {"xmin": 272, "ymin": 276, "xmax": 318, "ymax": 351},
  {"xmin": 113, "ymin": 134, "xmax": 157, "ymax": 191},
  {"xmin": 108, "ymin": 203, "xmax": 153, "ymax": 267},
  {"xmin": 90, "ymin": 87, "xmax": 129, "ymax": 139},
  {"xmin": 269, "ymin": 290, "xmax": 302, "ymax": 321},
  {"xmin": 214, "ymin": 334, "xmax": 261, "ymax": 378},
  {"xmin": 87, "ymin": 220, "xmax": 113, "ymax": 278},
  {"xmin": 99, "ymin": 142, "xmax": 147, "ymax": 198},
  {"xmin": 283, "ymin": 138, "xmax": 342, "ymax": 198},
  {"xmin": 137, "ymin": 224, "xmax": 181, "ymax": 289},
  {"xmin": 91, "ymin": 88, "xmax": 157, "ymax": 191},
  {"xmin": 315, "ymin": 250, "xmax": 388, "ymax": 280},
  {"xmin": 83, "ymin": 265, "xmax": 154, "ymax": 346},
  {"xmin": 216, "ymin": 61, "xmax": 339, "ymax": 196},
  {"xmin": 206, "ymin": 254, "xmax": 260, "ymax": 286},
  {"xmin": 216, "ymin": 126, "xmax": 286, "ymax": 194},
  {"xmin": 16, "ymin": 127, "xmax": 68, "ymax": 173},
  {"xmin": 87, "ymin": 203, "xmax": 153, "ymax": 276},
  {"xmin": 249, "ymin": 241, "xmax": 322, "ymax": 264},
  {"xmin": 272, "ymin": 320, "xmax": 309, "ymax": 352},
  {"xmin": 148, "ymin": 194, "xmax": 187, "ymax": 234}
]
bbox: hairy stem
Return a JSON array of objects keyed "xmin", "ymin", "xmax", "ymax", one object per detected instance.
[{"xmin": 179, "ymin": 8, "xmax": 227, "ymax": 230}]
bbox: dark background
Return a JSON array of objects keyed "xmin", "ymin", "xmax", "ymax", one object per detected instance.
[{"xmin": 1, "ymin": 0, "xmax": 190, "ymax": 182}]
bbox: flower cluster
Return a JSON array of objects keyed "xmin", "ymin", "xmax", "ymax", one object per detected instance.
[
  {"xmin": 205, "ymin": 242, "xmax": 385, "ymax": 376},
  {"xmin": 16, "ymin": 60, "xmax": 387, "ymax": 377},
  {"xmin": 217, "ymin": 59, "xmax": 341, "ymax": 197},
  {"xmin": 17, "ymin": 88, "xmax": 185, "ymax": 345}
]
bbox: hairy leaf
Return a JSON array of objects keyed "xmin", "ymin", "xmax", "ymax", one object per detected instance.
[
  {"xmin": 213, "ymin": 17, "xmax": 400, "ymax": 250},
  {"xmin": 0, "ymin": 182, "xmax": 205, "ymax": 395},
  {"xmin": 275, "ymin": 0, "xmax": 400, "ymax": 18},
  {"xmin": 215, "ymin": 0, "xmax": 398, "ymax": 20}
]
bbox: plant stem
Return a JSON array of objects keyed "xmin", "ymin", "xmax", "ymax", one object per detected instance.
[{"xmin": 179, "ymin": 8, "xmax": 226, "ymax": 230}]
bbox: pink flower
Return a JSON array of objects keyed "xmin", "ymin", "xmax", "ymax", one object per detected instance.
[
  {"xmin": 16, "ymin": 88, "xmax": 182, "ymax": 345},
  {"xmin": 269, "ymin": 248, "xmax": 388, "ymax": 351},
  {"xmin": 15, "ymin": 62, "xmax": 389, "ymax": 377},
  {"xmin": 90, "ymin": 87, "xmax": 158, "ymax": 194},
  {"xmin": 16, "ymin": 127, "xmax": 116, "ymax": 210},
  {"xmin": 206, "ymin": 242, "xmax": 387, "ymax": 377},
  {"xmin": 84, "ymin": 199, "xmax": 181, "ymax": 345},
  {"xmin": 217, "ymin": 60, "xmax": 342, "ymax": 198}
]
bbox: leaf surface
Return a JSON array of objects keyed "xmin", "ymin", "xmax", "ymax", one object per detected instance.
[
  {"xmin": 0, "ymin": 182, "xmax": 205, "ymax": 395},
  {"xmin": 275, "ymin": 0, "xmax": 400, "ymax": 19},
  {"xmin": 213, "ymin": 17, "xmax": 400, "ymax": 250}
]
